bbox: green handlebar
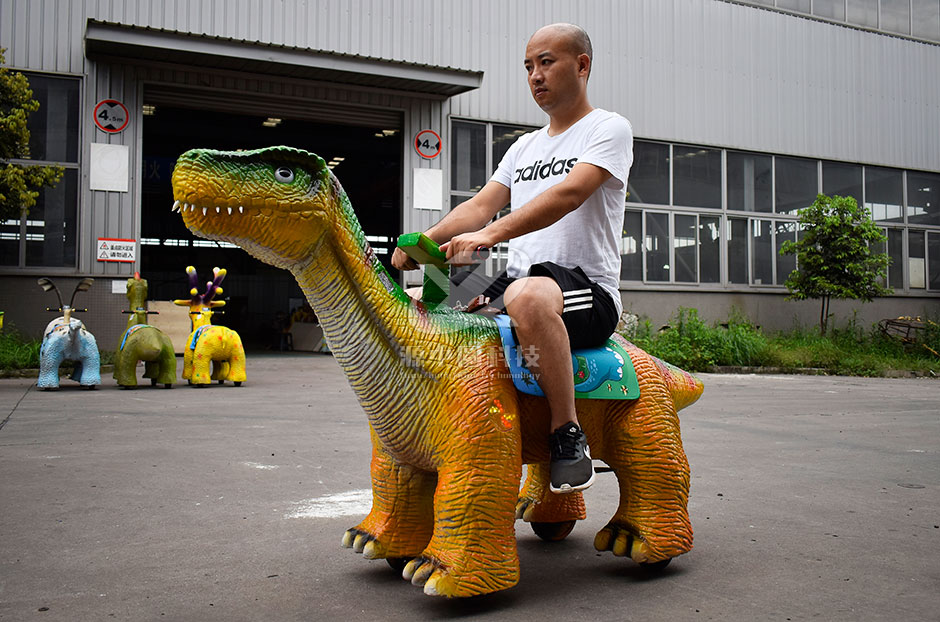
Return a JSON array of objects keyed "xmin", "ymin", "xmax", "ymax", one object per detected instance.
[{"xmin": 396, "ymin": 232, "xmax": 447, "ymax": 267}]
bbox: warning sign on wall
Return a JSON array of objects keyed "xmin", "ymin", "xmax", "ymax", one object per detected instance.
[{"xmin": 96, "ymin": 238, "xmax": 136, "ymax": 263}]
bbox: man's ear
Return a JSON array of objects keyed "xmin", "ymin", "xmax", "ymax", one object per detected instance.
[{"xmin": 578, "ymin": 53, "xmax": 591, "ymax": 79}]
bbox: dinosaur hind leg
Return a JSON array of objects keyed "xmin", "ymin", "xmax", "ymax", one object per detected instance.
[{"xmin": 594, "ymin": 391, "xmax": 693, "ymax": 564}]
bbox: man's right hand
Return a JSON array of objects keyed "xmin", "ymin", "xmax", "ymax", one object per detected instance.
[{"xmin": 391, "ymin": 247, "xmax": 419, "ymax": 271}]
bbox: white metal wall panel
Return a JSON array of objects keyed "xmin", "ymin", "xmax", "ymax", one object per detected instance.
[{"xmin": 2, "ymin": 0, "xmax": 935, "ymax": 170}]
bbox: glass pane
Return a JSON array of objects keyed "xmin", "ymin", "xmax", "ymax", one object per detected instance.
[
  {"xmin": 24, "ymin": 74, "xmax": 80, "ymax": 163},
  {"xmin": 775, "ymin": 221, "xmax": 798, "ymax": 285},
  {"xmin": 927, "ymin": 231, "xmax": 940, "ymax": 289},
  {"xmin": 451, "ymin": 121, "xmax": 486, "ymax": 192},
  {"xmin": 492, "ymin": 124, "xmax": 531, "ymax": 173},
  {"xmin": 929, "ymin": 232, "xmax": 940, "ymax": 290},
  {"xmin": 700, "ymin": 216, "xmax": 721, "ymax": 283},
  {"xmin": 674, "ymin": 214, "xmax": 697, "ymax": 283},
  {"xmin": 777, "ymin": 0, "xmax": 811, "ymax": 11},
  {"xmin": 865, "ymin": 166, "xmax": 903, "ymax": 222},
  {"xmin": 728, "ymin": 151, "xmax": 773, "ymax": 212},
  {"xmin": 909, "ymin": 230, "xmax": 926, "ymax": 289},
  {"xmin": 645, "ymin": 212, "xmax": 670, "ymax": 282},
  {"xmin": 907, "ymin": 171, "xmax": 940, "ymax": 225},
  {"xmin": 752, "ymin": 219, "xmax": 774, "ymax": 286},
  {"xmin": 627, "ymin": 141, "xmax": 669, "ymax": 205},
  {"xmin": 912, "ymin": 0, "xmax": 940, "ymax": 40},
  {"xmin": 847, "ymin": 0, "xmax": 879, "ymax": 27},
  {"xmin": 728, "ymin": 217, "xmax": 749, "ymax": 284},
  {"xmin": 0, "ymin": 215, "xmax": 22, "ymax": 266},
  {"xmin": 881, "ymin": 0, "xmax": 911, "ymax": 34},
  {"xmin": 775, "ymin": 156, "xmax": 818, "ymax": 214},
  {"xmin": 672, "ymin": 146, "xmax": 721, "ymax": 208},
  {"xmin": 887, "ymin": 228, "xmax": 903, "ymax": 289},
  {"xmin": 813, "ymin": 0, "xmax": 845, "ymax": 20},
  {"xmin": 621, "ymin": 210, "xmax": 643, "ymax": 281},
  {"xmin": 24, "ymin": 168, "xmax": 78, "ymax": 267},
  {"xmin": 822, "ymin": 161, "xmax": 862, "ymax": 207}
]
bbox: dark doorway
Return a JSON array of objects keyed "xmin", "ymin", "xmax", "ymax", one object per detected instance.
[{"xmin": 140, "ymin": 103, "xmax": 402, "ymax": 348}]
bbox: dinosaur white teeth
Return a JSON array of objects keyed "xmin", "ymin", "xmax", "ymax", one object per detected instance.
[
  {"xmin": 227, "ymin": 207, "xmax": 232, "ymax": 215},
  {"xmin": 202, "ymin": 207, "xmax": 207, "ymax": 216},
  {"xmin": 172, "ymin": 200, "xmax": 180, "ymax": 212},
  {"xmin": 216, "ymin": 206, "xmax": 222, "ymax": 213},
  {"xmin": 239, "ymin": 206, "xmax": 244, "ymax": 214}
]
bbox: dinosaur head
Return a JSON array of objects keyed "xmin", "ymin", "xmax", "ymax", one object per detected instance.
[{"xmin": 171, "ymin": 147, "xmax": 336, "ymax": 270}]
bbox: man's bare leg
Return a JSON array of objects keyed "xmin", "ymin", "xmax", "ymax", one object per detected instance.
[{"xmin": 504, "ymin": 277, "xmax": 595, "ymax": 493}]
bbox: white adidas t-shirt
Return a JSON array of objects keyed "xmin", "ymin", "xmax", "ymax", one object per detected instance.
[{"xmin": 491, "ymin": 108, "xmax": 633, "ymax": 316}]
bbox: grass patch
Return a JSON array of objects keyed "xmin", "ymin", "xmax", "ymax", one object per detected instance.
[
  {"xmin": 0, "ymin": 324, "xmax": 113, "ymax": 373},
  {"xmin": 623, "ymin": 307, "xmax": 940, "ymax": 376}
]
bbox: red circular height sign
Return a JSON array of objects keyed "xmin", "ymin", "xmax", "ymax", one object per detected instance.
[
  {"xmin": 93, "ymin": 99, "xmax": 129, "ymax": 133},
  {"xmin": 414, "ymin": 129, "xmax": 442, "ymax": 159}
]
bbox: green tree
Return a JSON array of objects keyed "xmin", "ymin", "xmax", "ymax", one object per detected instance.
[
  {"xmin": 0, "ymin": 48, "xmax": 63, "ymax": 221},
  {"xmin": 780, "ymin": 194, "xmax": 891, "ymax": 335}
]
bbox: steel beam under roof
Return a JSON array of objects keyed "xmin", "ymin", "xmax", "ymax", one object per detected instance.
[{"xmin": 84, "ymin": 19, "xmax": 483, "ymax": 98}]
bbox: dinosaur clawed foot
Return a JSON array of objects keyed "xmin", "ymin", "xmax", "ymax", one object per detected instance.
[
  {"xmin": 341, "ymin": 527, "xmax": 387, "ymax": 559},
  {"xmin": 594, "ymin": 521, "xmax": 668, "ymax": 565}
]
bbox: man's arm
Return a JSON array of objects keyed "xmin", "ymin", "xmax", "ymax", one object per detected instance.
[
  {"xmin": 442, "ymin": 162, "xmax": 612, "ymax": 261},
  {"xmin": 391, "ymin": 180, "xmax": 510, "ymax": 270}
]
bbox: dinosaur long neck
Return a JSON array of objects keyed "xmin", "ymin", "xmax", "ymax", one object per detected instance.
[
  {"xmin": 127, "ymin": 289, "xmax": 147, "ymax": 329},
  {"xmin": 292, "ymin": 199, "xmax": 415, "ymax": 387}
]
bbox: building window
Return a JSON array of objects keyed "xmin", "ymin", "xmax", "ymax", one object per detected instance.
[
  {"xmin": 886, "ymin": 228, "xmax": 904, "ymax": 289},
  {"xmin": 847, "ymin": 0, "xmax": 880, "ymax": 27},
  {"xmin": 728, "ymin": 217, "xmax": 750, "ymax": 284},
  {"xmin": 645, "ymin": 212, "xmax": 670, "ymax": 282},
  {"xmin": 672, "ymin": 145, "xmax": 722, "ymax": 209},
  {"xmin": 775, "ymin": 221, "xmax": 798, "ymax": 285},
  {"xmin": 628, "ymin": 140, "xmax": 670, "ymax": 205},
  {"xmin": 1, "ymin": 73, "xmax": 80, "ymax": 269},
  {"xmin": 775, "ymin": 156, "xmax": 818, "ymax": 214},
  {"xmin": 912, "ymin": 0, "xmax": 940, "ymax": 40},
  {"xmin": 823, "ymin": 161, "xmax": 863, "ymax": 208},
  {"xmin": 621, "ymin": 209, "xmax": 643, "ymax": 281},
  {"xmin": 674, "ymin": 214, "xmax": 698, "ymax": 282},
  {"xmin": 881, "ymin": 0, "xmax": 912, "ymax": 34},
  {"xmin": 777, "ymin": 0, "xmax": 812, "ymax": 11},
  {"xmin": 728, "ymin": 151, "xmax": 773, "ymax": 213},
  {"xmin": 813, "ymin": 0, "xmax": 846, "ymax": 20},
  {"xmin": 451, "ymin": 120, "xmax": 487, "ymax": 194},
  {"xmin": 865, "ymin": 166, "xmax": 904, "ymax": 223},
  {"xmin": 907, "ymin": 171, "xmax": 940, "ymax": 226},
  {"xmin": 700, "ymin": 216, "xmax": 722, "ymax": 283},
  {"xmin": 929, "ymin": 231, "xmax": 940, "ymax": 290}
]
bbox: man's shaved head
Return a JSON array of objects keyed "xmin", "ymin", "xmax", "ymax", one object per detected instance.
[{"xmin": 530, "ymin": 23, "xmax": 593, "ymax": 62}]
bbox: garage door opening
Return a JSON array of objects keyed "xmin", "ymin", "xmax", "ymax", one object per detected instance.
[{"xmin": 140, "ymin": 102, "xmax": 402, "ymax": 349}]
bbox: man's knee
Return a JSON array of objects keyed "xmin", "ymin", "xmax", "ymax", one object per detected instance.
[{"xmin": 504, "ymin": 277, "xmax": 563, "ymax": 320}]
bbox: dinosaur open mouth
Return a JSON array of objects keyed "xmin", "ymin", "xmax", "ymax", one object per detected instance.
[{"xmin": 172, "ymin": 200, "xmax": 246, "ymax": 217}]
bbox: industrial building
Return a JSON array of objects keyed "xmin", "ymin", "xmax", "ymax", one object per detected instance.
[{"xmin": 1, "ymin": 0, "xmax": 938, "ymax": 348}]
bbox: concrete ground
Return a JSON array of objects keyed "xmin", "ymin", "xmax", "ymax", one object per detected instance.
[{"xmin": 0, "ymin": 353, "xmax": 937, "ymax": 622}]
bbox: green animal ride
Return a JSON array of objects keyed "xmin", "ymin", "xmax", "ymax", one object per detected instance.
[
  {"xmin": 171, "ymin": 146, "xmax": 702, "ymax": 598},
  {"xmin": 174, "ymin": 266, "xmax": 246, "ymax": 387},
  {"xmin": 113, "ymin": 272, "xmax": 177, "ymax": 389}
]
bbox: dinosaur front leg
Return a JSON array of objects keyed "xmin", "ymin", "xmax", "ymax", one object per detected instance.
[
  {"xmin": 404, "ymin": 450, "xmax": 522, "ymax": 597},
  {"xmin": 343, "ymin": 429, "xmax": 436, "ymax": 561}
]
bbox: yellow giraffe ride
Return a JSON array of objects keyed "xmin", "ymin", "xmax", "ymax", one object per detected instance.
[{"xmin": 174, "ymin": 266, "xmax": 247, "ymax": 387}]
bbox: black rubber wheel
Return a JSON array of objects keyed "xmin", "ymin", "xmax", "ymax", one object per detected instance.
[
  {"xmin": 234, "ymin": 381, "xmax": 242, "ymax": 387},
  {"xmin": 150, "ymin": 378, "xmax": 157, "ymax": 386},
  {"xmin": 639, "ymin": 558, "xmax": 672, "ymax": 572},
  {"xmin": 218, "ymin": 380, "xmax": 224, "ymax": 385},
  {"xmin": 530, "ymin": 520, "xmax": 577, "ymax": 542},
  {"xmin": 163, "ymin": 384, "xmax": 173, "ymax": 389},
  {"xmin": 386, "ymin": 557, "xmax": 410, "ymax": 572}
]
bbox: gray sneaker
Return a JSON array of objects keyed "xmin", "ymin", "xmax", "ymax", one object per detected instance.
[{"xmin": 549, "ymin": 423, "xmax": 595, "ymax": 494}]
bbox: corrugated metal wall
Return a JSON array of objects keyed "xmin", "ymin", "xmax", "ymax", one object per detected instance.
[{"xmin": 3, "ymin": 0, "xmax": 936, "ymax": 166}]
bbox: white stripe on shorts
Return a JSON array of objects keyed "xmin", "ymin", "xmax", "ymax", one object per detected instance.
[{"xmin": 564, "ymin": 303, "xmax": 594, "ymax": 313}]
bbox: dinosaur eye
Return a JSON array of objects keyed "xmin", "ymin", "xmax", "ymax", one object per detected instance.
[{"xmin": 274, "ymin": 167, "xmax": 295, "ymax": 183}]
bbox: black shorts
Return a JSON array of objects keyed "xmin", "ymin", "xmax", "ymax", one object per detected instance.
[{"xmin": 449, "ymin": 261, "xmax": 618, "ymax": 349}]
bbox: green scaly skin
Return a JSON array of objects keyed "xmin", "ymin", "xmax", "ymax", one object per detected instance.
[{"xmin": 171, "ymin": 146, "xmax": 703, "ymax": 598}]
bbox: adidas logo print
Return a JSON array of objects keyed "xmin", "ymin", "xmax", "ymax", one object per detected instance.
[{"xmin": 514, "ymin": 156, "xmax": 579, "ymax": 182}]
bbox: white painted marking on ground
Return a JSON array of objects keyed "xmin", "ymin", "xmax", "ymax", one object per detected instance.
[
  {"xmin": 285, "ymin": 489, "xmax": 373, "ymax": 519},
  {"xmin": 242, "ymin": 462, "xmax": 280, "ymax": 470}
]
